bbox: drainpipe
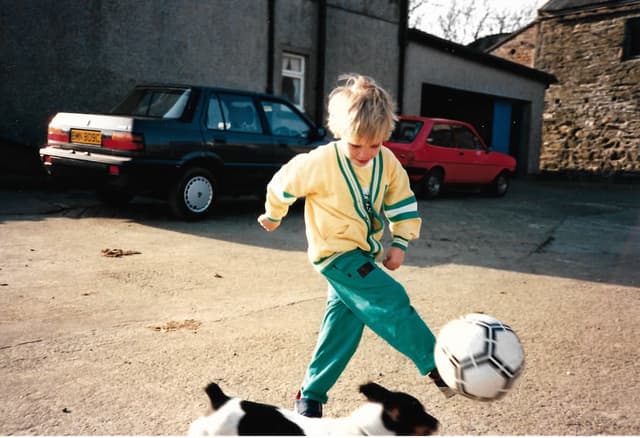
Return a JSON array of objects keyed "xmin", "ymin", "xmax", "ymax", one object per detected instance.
[
  {"xmin": 315, "ymin": 0, "xmax": 326, "ymax": 126},
  {"xmin": 266, "ymin": 0, "xmax": 275, "ymax": 94},
  {"xmin": 397, "ymin": 0, "xmax": 408, "ymax": 113}
]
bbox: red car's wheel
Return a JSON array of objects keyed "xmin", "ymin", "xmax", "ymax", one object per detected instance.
[
  {"xmin": 421, "ymin": 169, "xmax": 443, "ymax": 199},
  {"xmin": 489, "ymin": 171, "xmax": 510, "ymax": 197}
]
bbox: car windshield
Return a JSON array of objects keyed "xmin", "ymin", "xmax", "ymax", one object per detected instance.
[
  {"xmin": 389, "ymin": 119, "xmax": 423, "ymax": 143},
  {"xmin": 112, "ymin": 87, "xmax": 191, "ymax": 119},
  {"xmin": 261, "ymin": 99, "xmax": 311, "ymax": 137}
]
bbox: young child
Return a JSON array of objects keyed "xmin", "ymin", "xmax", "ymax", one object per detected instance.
[{"xmin": 257, "ymin": 74, "xmax": 454, "ymax": 418}]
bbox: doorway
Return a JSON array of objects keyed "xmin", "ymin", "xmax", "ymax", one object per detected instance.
[{"xmin": 420, "ymin": 83, "xmax": 529, "ymax": 174}]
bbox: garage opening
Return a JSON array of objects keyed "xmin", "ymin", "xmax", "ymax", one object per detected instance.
[{"xmin": 420, "ymin": 83, "xmax": 529, "ymax": 175}]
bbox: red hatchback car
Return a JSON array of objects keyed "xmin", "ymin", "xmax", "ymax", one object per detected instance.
[{"xmin": 384, "ymin": 116, "xmax": 516, "ymax": 198}]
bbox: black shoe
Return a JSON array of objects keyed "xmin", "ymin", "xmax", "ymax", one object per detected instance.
[
  {"xmin": 295, "ymin": 390, "xmax": 323, "ymax": 418},
  {"xmin": 429, "ymin": 369, "xmax": 456, "ymax": 398}
]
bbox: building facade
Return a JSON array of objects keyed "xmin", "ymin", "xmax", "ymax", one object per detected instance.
[
  {"xmin": 489, "ymin": 0, "xmax": 640, "ymax": 176},
  {"xmin": 1, "ymin": 0, "xmax": 404, "ymax": 147},
  {"xmin": 2, "ymin": 0, "xmax": 556, "ymax": 175},
  {"xmin": 403, "ymin": 30, "xmax": 555, "ymax": 175}
]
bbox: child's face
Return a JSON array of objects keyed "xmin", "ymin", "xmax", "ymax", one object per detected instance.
[{"xmin": 341, "ymin": 139, "xmax": 382, "ymax": 167}]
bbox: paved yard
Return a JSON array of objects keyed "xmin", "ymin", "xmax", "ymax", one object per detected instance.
[{"xmin": 0, "ymin": 179, "xmax": 638, "ymax": 435}]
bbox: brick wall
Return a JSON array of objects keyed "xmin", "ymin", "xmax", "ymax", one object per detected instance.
[{"xmin": 490, "ymin": 23, "xmax": 538, "ymax": 68}]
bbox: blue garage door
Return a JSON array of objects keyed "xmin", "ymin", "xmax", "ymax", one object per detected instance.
[{"xmin": 491, "ymin": 100, "xmax": 512, "ymax": 154}]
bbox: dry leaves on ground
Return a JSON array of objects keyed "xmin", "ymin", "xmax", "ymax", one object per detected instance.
[
  {"xmin": 149, "ymin": 319, "xmax": 202, "ymax": 332},
  {"xmin": 101, "ymin": 248, "xmax": 142, "ymax": 257}
]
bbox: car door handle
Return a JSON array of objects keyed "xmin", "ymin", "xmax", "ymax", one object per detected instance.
[
  {"xmin": 212, "ymin": 138, "xmax": 226, "ymax": 144},
  {"xmin": 458, "ymin": 152, "xmax": 464, "ymax": 156}
]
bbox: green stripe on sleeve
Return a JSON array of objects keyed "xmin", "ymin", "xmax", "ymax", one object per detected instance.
[
  {"xmin": 388, "ymin": 211, "xmax": 420, "ymax": 222},
  {"xmin": 384, "ymin": 195, "xmax": 417, "ymax": 210}
]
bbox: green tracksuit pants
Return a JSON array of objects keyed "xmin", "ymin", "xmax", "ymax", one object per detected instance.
[{"xmin": 300, "ymin": 249, "xmax": 437, "ymax": 404}]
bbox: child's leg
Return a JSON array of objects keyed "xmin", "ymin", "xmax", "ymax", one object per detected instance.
[
  {"xmin": 300, "ymin": 285, "xmax": 364, "ymax": 404},
  {"xmin": 323, "ymin": 250, "xmax": 437, "ymax": 375}
]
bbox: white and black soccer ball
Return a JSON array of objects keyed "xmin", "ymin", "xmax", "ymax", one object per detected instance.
[{"xmin": 434, "ymin": 313, "xmax": 524, "ymax": 401}]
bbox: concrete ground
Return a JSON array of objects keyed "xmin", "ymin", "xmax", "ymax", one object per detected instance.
[{"xmin": 0, "ymin": 178, "xmax": 638, "ymax": 435}]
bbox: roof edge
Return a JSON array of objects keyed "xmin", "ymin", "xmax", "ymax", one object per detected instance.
[
  {"xmin": 407, "ymin": 28, "xmax": 557, "ymax": 85},
  {"xmin": 483, "ymin": 21, "xmax": 538, "ymax": 53},
  {"xmin": 539, "ymin": 0, "xmax": 640, "ymax": 15}
]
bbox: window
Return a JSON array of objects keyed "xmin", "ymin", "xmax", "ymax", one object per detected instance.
[
  {"xmin": 261, "ymin": 99, "xmax": 310, "ymax": 137},
  {"xmin": 389, "ymin": 120, "xmax": 423, "ymax": 143},
  {"xmin": 281, "ymin": 53, "xmax": 305, "ymax": 110},
  {"xmin": 206, "ymin": 95, "xmax": 226, "ymax": 130},
  {"xmin": 113, "ymin": 88, "xmax": 191, "ymax": 119},
  {"xmin": 428, "ymin": 124, "xmax": 453, "ymax": 147},
  {"xmin": 623, "ymin": 17, "xmax": 640, "ymax": 60},
  {"xmin": 452, "ymin": 125, "xmax": 483, "ymax": 150},
  {"xmin": 218, "ymin": 94, "xmax": 262, "ymax": 134}
]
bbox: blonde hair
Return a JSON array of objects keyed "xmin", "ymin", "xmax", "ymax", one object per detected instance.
[{"xmin": 327, "ymin": 74, "xmax": 397, "ymax": 145}]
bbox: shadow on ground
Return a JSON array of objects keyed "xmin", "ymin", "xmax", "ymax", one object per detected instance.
[{"xmin": 2, "ymin": 159, "xmax": 638, "ymax": 288}]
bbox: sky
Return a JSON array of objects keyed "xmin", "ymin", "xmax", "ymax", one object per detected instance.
[
  {"xmin": 411, "ymin": 0, "xmax": 551, "ymax": 44},
  {"xmin": 413, "ymin": 0, "xmax": 550, "ymax": 14},
  {"xmin": 478, "ymin": 0, "xmax": 549, "ymax": 9}
]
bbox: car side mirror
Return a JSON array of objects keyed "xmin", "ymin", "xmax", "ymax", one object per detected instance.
[{"xmin": 311, "ymin": 126, "xmax": 327, "ymax": 140}]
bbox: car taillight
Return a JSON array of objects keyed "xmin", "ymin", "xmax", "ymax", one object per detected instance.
[
  {"xmin": 47, "ymin": 126, "xmax": 69, "ymax": 143},
  {"xmin": 102, "ymin": 132, "xmax": 145, "ymax": 151}
]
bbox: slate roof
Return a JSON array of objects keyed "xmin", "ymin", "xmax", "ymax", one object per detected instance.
[
  {"xmin": 467, "ymin": 33, "xmax": 511, "ymax": 51},
  {"xmin": 482, "ymin": 22, "xmax": 538, "ymax": 54},
  {"xmin": 539, "ymin": 0, "xmax": 640, "ymax": 13}
]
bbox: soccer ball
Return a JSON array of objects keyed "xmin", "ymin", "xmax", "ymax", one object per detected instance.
[{"xmin": 434, "ymin": 313, "xmax": 524, "ymax": 401}]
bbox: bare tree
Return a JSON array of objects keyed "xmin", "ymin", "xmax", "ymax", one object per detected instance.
[
  {"xmin": 410, "ymin": 0, "xmax": 540, "ymax": 44},
  {"xmin": 490, "ymin": 6, "xmax": 538, "ymax": 34}
]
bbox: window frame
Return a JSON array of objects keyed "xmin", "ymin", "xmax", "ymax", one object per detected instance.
[
  {"xmin": 281, "ymin": 52, "xmax": 305, "ymax": 110},
  {"xmin": 622, "ymin": 16, "xmax": 640, "ymax": 61}
]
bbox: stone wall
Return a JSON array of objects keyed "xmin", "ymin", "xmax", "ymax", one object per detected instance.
[
  {"xmin": 489, "ymin": 5, "xmax": 640, "ymax": 176},
  {"xmin": 535, "ymin": 8, "xmax": 640, "ymax": 175},
  {"xmin": 490, "ymin": 23, "xmax": 538, "ymax": 68}
]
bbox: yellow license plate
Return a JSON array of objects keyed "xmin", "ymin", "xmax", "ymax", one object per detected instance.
[{"xmin": 71, "ymin": 129, "xmax": 102, "ymax": 145}]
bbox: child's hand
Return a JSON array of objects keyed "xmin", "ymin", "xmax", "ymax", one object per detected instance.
[
  {"xmin": 257, "ymin": 214, "xmax": 280, "ymax": 232},
  {"xmin": 383, "ymin": 247, "xmax": 405, "ymax": 270}
]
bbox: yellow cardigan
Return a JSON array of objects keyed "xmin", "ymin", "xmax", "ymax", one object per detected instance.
[{"xmin": 265, "ymin": 142, "xmax": 421, "ymax": 271}]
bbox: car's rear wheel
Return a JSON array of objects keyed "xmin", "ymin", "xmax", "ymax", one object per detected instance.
[
  {"xmin": 169, "ymin": 167, "xmax": 216, "ymax": 220},
  {"xmin": 420, "ymin": 169, "xmax": 443, "ymax": 199},
  {"xmin": 489, "ymin": 171, "xmax": 510, "ymax": 197}
]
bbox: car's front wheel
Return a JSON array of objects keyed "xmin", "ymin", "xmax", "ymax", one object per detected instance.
[
  {"xmin": 420, "ymin": 169, "xmax": 443, "ymax": 199},
  {"xmin": 489, "ymin": 171, "xmax": 510, "ymax": 197},
  {"xmin": 169, "ymin": 167, "xmax": 216, "ymax": 220}
]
